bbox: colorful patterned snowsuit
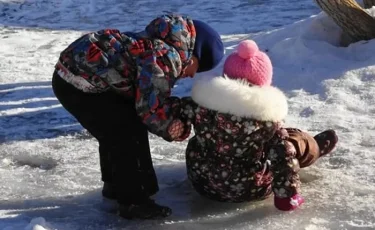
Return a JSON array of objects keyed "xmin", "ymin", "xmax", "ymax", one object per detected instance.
[
  {"xmin": 55, "ymin": 14, "xmax": 195, "ymax": 141},
  {"xmin": 180, "ymin": 75, "xmax": 302, "ymax": 202}
]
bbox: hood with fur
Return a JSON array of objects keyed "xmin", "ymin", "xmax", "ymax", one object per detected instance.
[{"xmin": 191, "ymin": 75, "xmax": 288, "ymax": 121}]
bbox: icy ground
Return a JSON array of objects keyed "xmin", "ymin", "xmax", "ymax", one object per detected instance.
[{"xmin": 1, "ymin": 0, "xmax": 375, "ymax": 229}]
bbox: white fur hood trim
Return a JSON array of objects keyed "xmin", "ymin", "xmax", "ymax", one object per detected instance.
[{"xmin": 191, "ymin": 75, "xmax": 288, "ymax": 121}]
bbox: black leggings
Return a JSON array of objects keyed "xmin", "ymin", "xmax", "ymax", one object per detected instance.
[{"xmin": 52, "ymin": 71, "xmax": 158, "ymax": 204}]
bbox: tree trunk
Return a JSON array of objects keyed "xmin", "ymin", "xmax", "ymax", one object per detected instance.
[
  {"xmin": 315, "ymin": 0, "xmax": 375, "ymax": 45},
  {"xmin": 363, "ymin": 0, "xmax": 375, "ymax": 8}
]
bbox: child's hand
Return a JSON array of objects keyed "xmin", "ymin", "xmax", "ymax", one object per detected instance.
[
  {"xmin": 168, "ymin": 120, "xmax": 184, "ymax": 139},
  {"xmin": 175, "ymin": 124, "xmax": 191, "ymax": 141},
  {"xmin": 168, "ymin": 119, "xmax": 191, "ymax": 141},
  {"xmin": 274, "ymin": 194, "xmax": 304, "ymax": 211}
]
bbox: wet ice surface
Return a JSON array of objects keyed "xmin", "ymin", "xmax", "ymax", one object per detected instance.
[
  {"xmin": 1, "ymin": 0, "xmax": 375, "ymax": 229},
  {"xmin": 0, "ymin": 0, "xmax": 319, "ymax": 34}
]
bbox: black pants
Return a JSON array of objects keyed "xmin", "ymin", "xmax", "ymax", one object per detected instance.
[{"xmin": 52, "ymin": 71, "xmax": 159, "ymax": 204}]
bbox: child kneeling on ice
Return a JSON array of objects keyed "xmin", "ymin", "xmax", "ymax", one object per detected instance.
[{"xmin": 179, "ymin": 40, "xmax": 338, "ymax": 211}]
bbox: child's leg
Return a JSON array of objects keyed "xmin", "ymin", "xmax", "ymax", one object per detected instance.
[
  {"xmin": 266, "ymin": 128, "xmax": 337, "ymax": 211},
  {"xmin": 52, "ymin": 71, "xmax": 158, "ymax": 203},
  {"xmin": 286, "ymin": 128, "xmax": 319, "ymax": 168},
  {"xmin": 286, "ymin": 128, "xmax": 338, "ymax": 168},
  {"xmin": 265, "ymin": 129, "xmax": 304, "ymax": 211},
  {"xmin": 109, "ymin": 105, "xmax": 159, "ymax": 205}
]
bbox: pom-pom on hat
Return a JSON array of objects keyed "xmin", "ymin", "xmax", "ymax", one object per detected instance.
[{"xmin": 223, "ymin": 40, "xmax": 272, "ymax": 86}]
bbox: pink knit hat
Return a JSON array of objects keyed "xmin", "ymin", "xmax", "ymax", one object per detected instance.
[{"xmin": 223, "ymin": 40, "xmax": 272, "ymax": 86}]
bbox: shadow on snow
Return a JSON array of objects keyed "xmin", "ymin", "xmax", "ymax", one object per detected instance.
[{"xmin": 0, "ymin": 81, "xmax": 83, "ymax": 143}]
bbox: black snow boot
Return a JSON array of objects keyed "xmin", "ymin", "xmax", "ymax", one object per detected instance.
[
  {"xmin": 119, "ymin": 199, "xmax": 172, "ymax": 219},
  {"xmin": 314, "ymin": 129, "xmax": 338, "ymax": 157},
  {"xmin": 102, "ymin": 182, "xmax": 117, "ymax": 200}
]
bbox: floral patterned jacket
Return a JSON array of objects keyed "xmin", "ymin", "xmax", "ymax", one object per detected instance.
[
  {"xmin": 55, "ymin": 14, "xmax": 195, "ymax": 141},
  {"xmin": 179, "ymin": 75, "xmax": 299, "ymax": 202}
]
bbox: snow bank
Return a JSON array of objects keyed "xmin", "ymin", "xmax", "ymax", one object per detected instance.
[{"xmin": 250, "ymin": 11, "xmax": 375, "ymax": 96}]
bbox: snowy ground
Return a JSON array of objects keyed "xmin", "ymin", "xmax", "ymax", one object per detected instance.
[{"xmin": 1, "ymin": 0, "xmax": 375, "ymax": 229}]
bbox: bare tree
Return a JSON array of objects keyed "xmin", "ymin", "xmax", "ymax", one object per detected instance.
[{"xmin": 315, "ymin": 0, "xmax": 375, "ymax": 46}]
